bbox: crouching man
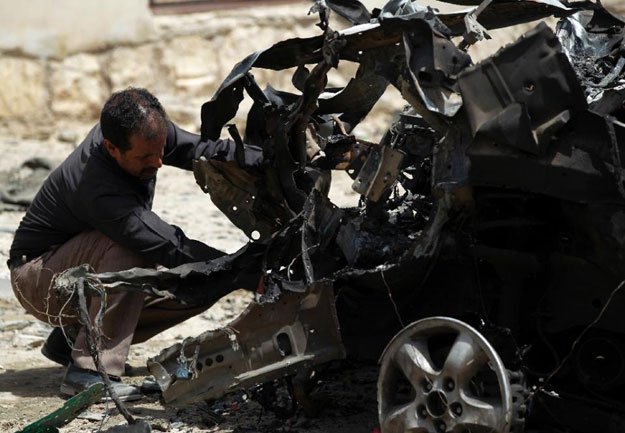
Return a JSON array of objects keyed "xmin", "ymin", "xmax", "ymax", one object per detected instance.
[{"xmin": 7, "ymin": 87, "xmax": 262, "ymax": 401}]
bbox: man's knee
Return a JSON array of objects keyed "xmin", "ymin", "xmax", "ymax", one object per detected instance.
[
  {"xmin": 48, "ymin": 231, "xmax": 152, "ymax": 273},
  {"xmin": 98, "ymin": 238, "xmax": 152, "ymax": 273}
]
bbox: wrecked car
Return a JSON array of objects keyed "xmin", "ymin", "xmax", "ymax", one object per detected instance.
[{"xmin": 59, "ymin": 0, "xmax": 625, "ymax": 432}]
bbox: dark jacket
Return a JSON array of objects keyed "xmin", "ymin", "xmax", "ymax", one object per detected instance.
[{"xmin": 9, "ymin": 122, "xmax": 239, "ymax": 268}]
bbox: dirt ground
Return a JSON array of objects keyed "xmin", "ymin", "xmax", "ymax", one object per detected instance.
[{"xmin": 0, "ymin": 131, "xmax": 377, "ymax": 433}]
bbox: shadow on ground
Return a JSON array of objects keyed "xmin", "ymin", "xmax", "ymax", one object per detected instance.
[{"xmin": 0, "ymin": 366, "xmax": 64, "ymax": 398}]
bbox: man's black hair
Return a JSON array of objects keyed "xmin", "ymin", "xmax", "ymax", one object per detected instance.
[{"xmin": 100, "ymin": 87, "xmax": 168, "ymax": 152}]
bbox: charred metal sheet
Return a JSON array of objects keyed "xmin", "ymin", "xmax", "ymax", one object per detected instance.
[
  {"xmin": 557, "ymin": 7, "xmax": 625, "ymax": 103},
  {"xmin": 317, "ymin": 54, "xmax": 390, "ymax": 132},
  {"xmin": 147, "ymin": 280, "xmax": 345, "ymax": 405},
  {"xmin": 201, "ymin": 1, "xmax": 575, "ymax": 141},
  {"xmin": 402, "ymin": 19, "xmax": 471, "ymax": 116},
  {"xmin": 261, "ymin": 190, "xmax": 345, "ymax": 292},
  {"xmin": 352, "ymin": 145, "xmax": 405, "ymax": 202},
  {"xmin": 336, "ymin": 210, "xmax": 415, "ymax": 267},
  {"xmin": 326, "ymin": 0, "xmax": 372, "ymax": 25},
  {"xmin": 378, "ymin": 0, "xmax": 571, "ymax": 37},
  {"xmin": 182, "ymin": 2, "xmax": 625, "ymax": 431},
  {"xmin": 92, "ymin": 243, "xmax": 265, "ymax": 306},
  {"xmin": 193, "ymin": 158, "xmax": 294, "ymax": 241},
  {"xmin": 457, "ymin": 0, "xmax": 494, "ymax": 50},
  {"xmin": 467, "ymin": 110, "xmax": 625, "ymax": 203},
  {"xmin": 393, "ymin": 109, "xmax": 437, "ymax": 159},
  {"xmin": 458, "ymin": 22, "xmax": 587, "ymax": 155},
  {"xmin": 437, "ymin": 0, "xmax": 564, "ymax": 5}
]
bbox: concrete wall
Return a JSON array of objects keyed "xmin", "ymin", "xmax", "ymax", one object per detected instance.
[{"xmin": 1, "ymin": 1, "xmax": 624, "ymax": 140}]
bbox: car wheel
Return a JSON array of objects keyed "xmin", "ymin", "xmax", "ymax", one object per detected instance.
[{"xmin": 377, "ymin": 317, "xmax": 514, "ymax": 433}]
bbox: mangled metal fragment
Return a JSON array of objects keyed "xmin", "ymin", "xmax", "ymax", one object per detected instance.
[
  {"xmin": 403, "ymin": 18, "xmax": 471, "ymax": 117},
  {"xmin": 193, "ymin": 157, "xmax": 293, "ymax": 241},
  {"xmin": 458, "ymin": 0, "xmax": 493, "ymax": 50},
  {"xmin": 557, "ymin": 5, "xmax": 625, "ymax": 104},
  {"xmin": 143, "ymin": 190, "xmax": 347, "ymax": 405},
  {"xmin": 458, "ymin": 22, "xmax": 587, "ymax": 155},
  {"xmin": 147, "ymin": 281, "xmax": 345, "ymax": 405},
  {"xmin": 352, "ymin": 145, "xmax": 405, "ymax": 202}
]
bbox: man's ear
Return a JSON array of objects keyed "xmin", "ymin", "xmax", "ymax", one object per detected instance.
[{"xmin": 103, "ymin": 139, "xmax": 118, "ymax": 158}]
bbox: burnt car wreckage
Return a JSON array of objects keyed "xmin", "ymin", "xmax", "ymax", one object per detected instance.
[{"xmin": 53, "ymin": 0, "xmax": 625, "ymax": 432}]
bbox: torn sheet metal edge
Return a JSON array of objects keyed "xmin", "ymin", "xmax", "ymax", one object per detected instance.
[
  {"xmin": 380, "ymin": 0, "xmax": 429, "ymax": 17},
  {"xmin": 147, "ymin": 281, "xmax": 345, "ymax": 406},
  {"xmin": 325, "ymin": 0, "xmax": 372, "ymax": 25},
  {"xmin": 467, "ymin": 142, "xmax": 622, "ymax": 203},
  {"xmin": 193, "ymin": 157, "xmax": 293, "ymax": 241},
  {"xmin": 403, "ymin": 27, "xmax": 468, "ymax": 117},
  {"xmin": 338, "ymin": 22, "xmax": 380, "ymax": 36},
  {"xmin": 557, "ymin": 12, "xmax": 619, "ymax": 61},
  {"xmin": 527, "ymin": 0, "xmax": 568, "ymax": 9},
  {"xmin": 458, "ymin": 22, "xmax": 586, "ymax": 155},
  {"xmin": 352, "ymin": 146, "xmax": 405, "ymax": 202},
  {"xmin": 436, "ymin": 0, "xmax": 568, "ymax": 7},
  {"xmin": 200, "ymin": 1, "xmax": 582, "ymax": 144},
  {"xmin": 209, "ymin": 0, "xmax": 572, "ymax": 96}
]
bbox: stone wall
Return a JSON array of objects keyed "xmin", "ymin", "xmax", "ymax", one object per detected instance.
[
  {"xmin": 1, "ymin": 1, "xmax": 624, "ymax": 141},
  {"xmin": 0, "ymin": 3, "xmax": 327, "ymax": 139}
]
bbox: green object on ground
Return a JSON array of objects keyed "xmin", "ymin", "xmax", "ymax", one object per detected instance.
[{"xmin": 16, "ymin": 383, "xmax": 106, "ymax": 433}]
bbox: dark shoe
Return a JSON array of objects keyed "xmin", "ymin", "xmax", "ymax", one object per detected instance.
[
  {"xmin": 60, "ymin": 364, "xmax": 143, "ymax": 402},
  {"xmin": 41, "ymin": 327, "xmax": 73, "ymax": 366},
  {"xmin": 140, "ymin": 375, "xmax": 162, "ymax": 394}
]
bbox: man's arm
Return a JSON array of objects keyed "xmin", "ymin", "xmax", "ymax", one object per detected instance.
[
  {"xmin": 88, "ymin": 194, "xmax": 224, "ymax": 268},
  {"xmin": 162, "ymin": 121, "xmax": 262, "ymax": 170}
]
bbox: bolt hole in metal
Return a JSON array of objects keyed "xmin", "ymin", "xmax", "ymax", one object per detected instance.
[
  {"xmin": 276, "ymin": 332, "xmax": 293, "ymax": 357},
  {"xmin": 435, "ymin": 420, "xmax": 446, "ymax": 433},
  {"xmin": 377, "ymin": 317, "xmax": 513, "ymax": 433},
  {"xmin": 450, "ymin": 402, "xmax": 463, "ymax": 417},
  {"xmin": 417, "ymin": 404, "xmax": 428, "ymax": 419},
  {"xmin": 422, "ymin": 379, "xmax": 433, "ymax": 392},
  {"xmin": 444, "ymin": 377, "xmax": 455, "ymax": 391}
]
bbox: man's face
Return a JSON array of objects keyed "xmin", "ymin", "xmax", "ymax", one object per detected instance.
[{"xmin": 104, "ymin": 132, "xmax": 165, "ymax": 180}]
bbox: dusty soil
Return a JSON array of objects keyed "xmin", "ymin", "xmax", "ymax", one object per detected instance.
[{"xmin": 0, "ymin": 132, "xmax": 377, "ymax": 433}]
